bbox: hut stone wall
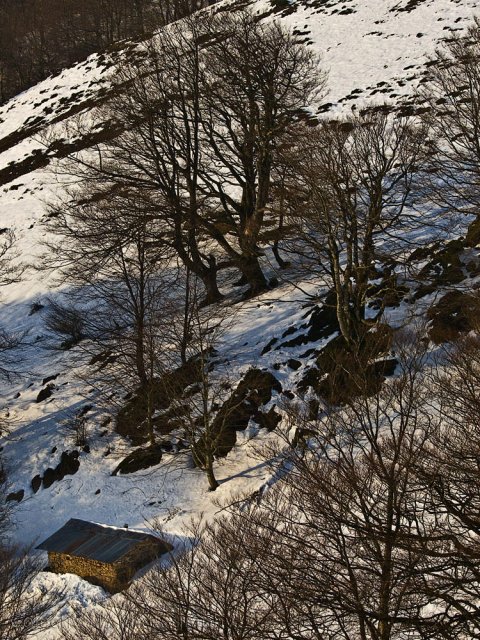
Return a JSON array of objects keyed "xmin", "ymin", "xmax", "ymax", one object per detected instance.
[
  {"xmin": 49, "ymin": 539, "xmax": 162, "ymax": 592},
  {"xmin": 49, "ymin": 551, "xmax": 121, "ymax": 592}
]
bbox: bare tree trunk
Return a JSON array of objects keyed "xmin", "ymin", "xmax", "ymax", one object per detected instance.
[
  {"xmin": 237, "ymin": 255, "xmax": 268, "ymax": 297},
  {"xmin": 146, "ymin": 381, "xmax": 155, "ymax": 447},
  {"xmin": 135, "ymin": 331, "xmax": 147, "ymax": 386},
  {"xmin": 205, "ymin": 453, "xmax": 219, "ymax": 491},
  {"xmin": 201, "ymin": 266, "xmax": 223, "ymax": 306}
]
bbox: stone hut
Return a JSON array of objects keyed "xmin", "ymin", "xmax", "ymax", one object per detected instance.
[{"xmin": 37, "ymin": 518, "xmax": 172, "ymax": 593}]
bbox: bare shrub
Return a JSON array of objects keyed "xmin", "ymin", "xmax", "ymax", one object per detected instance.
[
  {"xmin": 44, "ymin": 298, "xmax": 85, "ymax": 349},
  {"xmin": 0, "ymin": 465, "xmax": 62, "ymax": 640}
]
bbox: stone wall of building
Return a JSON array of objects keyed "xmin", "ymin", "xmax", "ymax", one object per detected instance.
[
  {"xmin": 49, "ymin": 551, "xmax": 122, "ymax": 591},
  {"xmin": 48, "ymin": 539, "xmax": 163, "ymax": 592}
]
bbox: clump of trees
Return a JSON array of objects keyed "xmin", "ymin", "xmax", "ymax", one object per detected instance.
[
  {"xmin": 42, "ymin": 8, "xmax": 323, "ymax": 488},
  {"xmin": 422, "ymin": 17, "xmax": 480, "ymax": 218},
  {"xmin": 0, "ymin": 0, "xmax": 220, "ymax": 104},
  {"xmin": 47, "ymin": 9, "xmax": 324, "ymax": 301},
  {"xmin": 2, "ymin": 3, "xmax": 480, "ymax": 639},
  {"xmin": 42, "ymin": 5, "xmax": 480, "ymax": 486}
]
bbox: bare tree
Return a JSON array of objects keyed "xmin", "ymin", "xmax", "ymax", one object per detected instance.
[
  {"xmin": 60, "ymin": 593, "xmax": 141, "ymax": 640},
  {"xmin": 0, "ymin": 546, "xmax": 61, "ymax": 640},
  {"xmin": 42, "ymin": 184, "xmax": 188, "ymax": 449},
  {"xmin": 422, "ymin": 18, "xmax": 480, "ymax": 223},
  {"xmin": 195, "ymin": 10, "xmax": 325, "ymax": 295},
  {"xmin": 286, "ymin": 113, "xmax": 428, "ymax": 349},
  {"xmin": 0, "ymin": 231, "xmax": 24, "ymax": 290},
  {"xmin": 62, "ymin": 515, "xmax": 279, "ymax": 640},
  {"xmin": 411, "ymin": 334, "xmax": 480, "ymax": 637},
  {"xmin": 56, "ymin": 16, "xmax": 224, "ymax": 305},
  {"xmin": 158, "ymin": 276, "xmax": 235, "ymax": 491},
  {"xmin": 0, "ymin": 230, "xmax": 25, "ymax": 384},
  {"xmin": 44, "ymin": 184, "xmax": 174, "ymax": 384},
  {"xmin": 251, "ymin": 334, "xmax": 446, "ymax": 640},
  {"xmin": 54, "ymin": 325, "xmax": 480, "ymax": 640},
  {"xmin": 52, "ymin": 10, "xmax": 324, "ymax": 302},
  {"xmin": 0, "ymin": 465, "xmax": 61, "ymax": 640}
]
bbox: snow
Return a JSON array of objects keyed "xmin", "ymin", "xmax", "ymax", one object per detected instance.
[{"xmin": 1, "ymin": 0, "xmax": 480, "ymax": 637}]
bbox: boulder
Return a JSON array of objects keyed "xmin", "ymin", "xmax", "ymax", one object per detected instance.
[
  {"xmin": 112, "ymin": 445, "xmax": 163, "ymax": 476},
  {"xmin": 42, "ymin": 468, "xmax": 56, "ymax": 489},
  {"xmin": 195, "ymin": 368, "xmax": 282, "ymax": 464},
  {"xmin": 40, "ymin": 450, "xmax": 80, "ymax": 489},
  {"xmin": 36, "ymin": 384, "xmax": 54, "ymax": 403},
  {"xmin": 298, "ymin": 325, "xmax": 397, "ymax": 406},
  {"xmin": 56, "ymin": 450, "xmax": 80, "ymax": 479},
  {"xmin": 6, "ymin": 489, "xmax": 24, "ymax": 503},
  {"xmin": 31, "ymin": 475, "xmax": 42, "ymax": 493},
  {"xmin": 427, "ymin": 290, "xmax": 480, "ymax": 344}
]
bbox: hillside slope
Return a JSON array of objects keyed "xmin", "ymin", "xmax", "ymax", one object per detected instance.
[{"xmin": 0, "ymin": 0, "xmax": 479, "ymax": 637}]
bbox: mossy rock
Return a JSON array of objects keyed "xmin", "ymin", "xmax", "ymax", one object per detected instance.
[
  {"xmin": 298, "ymin": 324, "xmax": 396, "ymax": 406},
  {"xmin": 216, "ymin": 368, "xmax": 281, "ymax": 431},
  {"xmin": 406, "ymin": 242, "xmax": 439, "ymax": 264},
  {"xmin": 42, "ymin": 451, "xmax": 80, "ymax": 489},
  {"xmin": 112, "ymin": 445, "xmax": 163, "ymax": 476},
  {"xmin": 194, "ymin": 368, "xmax": 282, "ymax": 465},
  {"xmin": 418, "ymin": 239, "xmax": 466, "ymax": 288},
  {"xmin": 305, "ymin": 292, "xmax": 339, "ymax": 342},
  {"xmin": 31, "ymin": 475, "xmax": 42, "ymax": 493},
  {"xmin": 152, "ymin": 403, "xmax": 190, "ymax": 435},
  {"xmin": 279, "ymin": 289, "xmax": 339, "ymax": 349},
  {"xmin": 36, "ymin": 384, "xmax": 54, "ymax": 403},
  {"xmin": 297, "ymin": 366, "xmax": 322, "ymax": 395},
  {"xmin": 466, "ymin": 217, "xmax": 480, "ymax": 247},
  {"xmin": 368, "ymin": 274, "xmax": 409, "ymax": 310},
  {"xmin": 255, "ymin": 406, "xmax": 282, "ymax": 432},
  {"xmin": 116, "ymin": 358, "xmax": 202, "ymax": 445},
  {"xmin": 286, "ymin": 358, "xmax": 302, "ymax": 371},
  {"xmin": 427, "ymin": 290, "xmax": 480, "ymax": 344},
  {"xmin": 412, "ymin": 283, "xmax": 437, "ymax": 301},
  {"xmin": 466, "ymin": 260, "xmax": 480, "ymax": 277},
  {"xmin": 316, "ymin": 324, "xmax": 392, "ymax": 373},
  {"xmin": 361, "ymin": 323, "xmax": 394, "ymax": 356}
]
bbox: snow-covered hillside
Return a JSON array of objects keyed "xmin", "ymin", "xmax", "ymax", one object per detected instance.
[{"xmin": 1, "ymin": 0, "xmax": 480, "ymax": 637}]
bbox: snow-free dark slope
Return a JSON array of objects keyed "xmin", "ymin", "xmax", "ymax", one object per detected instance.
[{"xmin": 1, "ymin": 0, "xmax": 480, "ymax": 636}]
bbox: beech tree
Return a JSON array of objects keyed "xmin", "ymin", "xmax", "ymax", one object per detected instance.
[
  {"xmin": 0, "ymin": 230, "xmax": 24, "ymax": 383},
  {"xmin": 422, "ymin": 18, "xmax": 480, "ymax": 221},
  {"xmin": 60, "ymin": 335, "xmax": 461, "ymax": 640},
  {"xmin": 104, "ymin": 17, "xmax": 224, "ymax": 305},
  {"xmin": 414, "ymin": 334, "xmax": 480, "ymax": 637},
  {"xmin": 196, "ymin": 10, "xmax": 325, "ymax": 295},
  {"xmin": 44, "ymin": 183, "xmax": 177, "ymax": 429},
  {"xmin": 61, "ymin": 516, "xmax": 279, "ymax": 640},
  {"xmin": 55, "ymin": 10, "xmax": 324, "ymax": 302},
  {"xmin": 287, "ymin": 113, "xmax": 427, "ymax": 349}
]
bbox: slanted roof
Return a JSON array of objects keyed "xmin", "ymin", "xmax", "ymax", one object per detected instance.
[{"xmin": 36, "ymin": 518, "xmax": 168, "ymax": 564}]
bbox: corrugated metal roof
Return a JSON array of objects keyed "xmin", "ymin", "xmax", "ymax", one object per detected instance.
[{"xmin": 36, "ymin": 518, "xmax": 167, "ymax": 563}]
